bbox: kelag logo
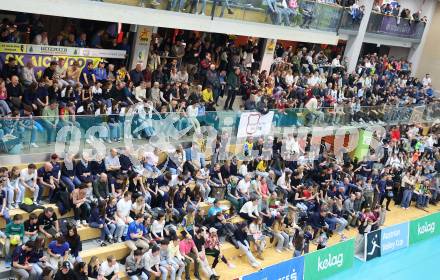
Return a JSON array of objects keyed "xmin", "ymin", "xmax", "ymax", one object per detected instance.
[
  {"xmin": 304, "ymin": 239, "xmax": 354, "ymax": 280},
  {"xmin": 410, "ymin": 213, "xmax": 440, "ymax": 245},
  {"xmin": 380, "ymin": 222, "xmax": 409, "ymax": 256},
  {"xmin": 317, "ymin": 253, "xmax": 343, "ymax": 271},
  {"xmin": 242, "ymin": 256, "xmax": 304, "ymax": 280}
]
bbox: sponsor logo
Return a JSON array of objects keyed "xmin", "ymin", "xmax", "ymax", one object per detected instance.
[
  {"xmin": 417, "ymin": 222, "xmax": 436, "ymax": 235},
  {"xmin": 317, "ymin": 253, "xmax": 343, "ymax": 271}
]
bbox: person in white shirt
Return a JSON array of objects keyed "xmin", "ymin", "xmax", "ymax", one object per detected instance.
[
  {"xmin": 19, "ymin": 164, "xmax": 39, "ymax": 204},
  {"xmin": 239, "ymin": 197, "xmax": 259, "ymax": 222},
  {"xmin": 100, "ymin": 255, "xmax": 120, "ymax": 280},
  {"xmin": 144, "ymin": 246, "xmax": 161, "ymax": 279},
  {"xmin": 237, "ymin": 175, "xmax": 251, "ymax": 199},
  {"xmin": 116, "ymin": 192, "xmax": 133, "ymax": 242},
  {"xmin": 105, "ymin": 149, "xmax": 121, "ymax": 181},
  {"xmin": 151, "ymin": 213, "xmax": 166, "ymax": 240},
  {"xmin": 134, "ymin": 81, "xmax": 148, "ymax": 103},
  {"xmin": 422, "ymin": 74, "xmax": 431, "ymax": 87}
]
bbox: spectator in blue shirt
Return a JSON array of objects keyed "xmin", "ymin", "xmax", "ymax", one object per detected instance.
[
  {"xmin": 208, "ymin": 199, "xmax": 223, "ymax": 217},
  {"xmin": 94, "ymin": 61, "xmax": 108, "ymax": 84},
  {"xmin": 47, "ymin": 236, "xmax": 70, "ymax": 269},
  {"xmin": 80, "ymin": 62, "xmax": 96, "ymax": 87},
  {"xmin": 76, "ymin": 32, "xmax": 87, "ymax": 48},
  {"xmin": 125, "ymin": 214, "xmax": 150, "ymax": 251}
]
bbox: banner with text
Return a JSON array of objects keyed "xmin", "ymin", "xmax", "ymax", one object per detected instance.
[
  {"xmin": 381, "ymin": 222, "xmax": 409, "ymax": 256},
  {"xmin": 409, "ymin": 212, "xmax": 440, "ymax": 245},
  {"xmin": 242, "ymin": 256, "xmax": 304, "ymax": 280},
  {"xmin": 0, "ymin": 53, "xmax": 101, "ymax": 79},
  {"xmin": 0, "ymin": 42, "xmax": 126, "ymax": 58},
  {"xmin": 304, "ymin": 239, "xmax": 354, "ymax": 280},
  {"xmin": 237, "ymin": 111, "xmax": 274, "ymax": 138}
]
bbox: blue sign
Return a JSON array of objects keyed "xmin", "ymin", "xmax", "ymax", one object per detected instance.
[
  {"xmin": 381, "ymin": 222, "xmax": 409, "ymax": 256},
  {"xmin": 242, "ymin": 256, "xmax": 305, "ymax": 280}
]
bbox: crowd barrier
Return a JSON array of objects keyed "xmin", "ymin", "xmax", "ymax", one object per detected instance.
[{"xmin": 241, "ymin": 212, "xmax": 440, "ymax": 280}]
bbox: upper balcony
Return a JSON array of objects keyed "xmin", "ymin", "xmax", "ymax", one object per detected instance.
[{"xmin": 365, "ymin": 12, "xmax": 426, "ymax": 42}]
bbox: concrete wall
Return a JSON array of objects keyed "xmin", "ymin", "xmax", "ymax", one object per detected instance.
[
  {"xmin": 416, "ymin": 3, "xmax": 440, "ymax": 89},
  {"xmin": 388, "ymin": 46, "xmax": 410, "ymax": 59}
]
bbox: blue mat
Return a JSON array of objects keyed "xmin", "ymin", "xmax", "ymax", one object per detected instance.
[{"xmin": 327, "ymin": 235, "xmax": 440, "ymax": 280}]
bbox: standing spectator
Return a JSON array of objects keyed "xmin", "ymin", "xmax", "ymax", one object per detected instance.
[{"xmin": 224, "ymin": 67, "xmax": 241, "ymax": 110}]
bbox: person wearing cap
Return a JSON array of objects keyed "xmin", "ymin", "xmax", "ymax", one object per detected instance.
[
  {"xmin": 53, "ymin": 261, "xmax": 77, "ymax": 280},
  {"xmin": 125, "ymin": 214, "xmax": 149, "ymax": 252}
]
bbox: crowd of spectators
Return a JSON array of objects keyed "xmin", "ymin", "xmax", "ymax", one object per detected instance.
[
  {"xmin": 0, "ymin": 120, "xmax": 438, "ymax": 279},
  {"xmin": 0, "ymin": 15, "xmax": 130, "ymax": 52},
  {"xmin": 0, "ymin": 28, "xmax": 437, "ymax": 151},
  {"xmin": 372, "ymin": 0, "xmax": 428, "ymax": 23}
]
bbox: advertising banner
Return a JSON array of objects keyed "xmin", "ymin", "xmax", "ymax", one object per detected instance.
[
  {"xmin": 379, "ymin": 16, "xmax": 416, "ymax": 36},
  {"xmin": 237, "ymin": 111, "xmax": 274, "ymax": 138},
  {"xmin": 365, "ymin": 230, "xmax": 381, "ymax": 261},
  {"xmin": 409, "ymin": 212, "xmax": 440, "ymax": 245},
  {"xmin": 353, "ymin": 129, "xmax": 372, "ymax": 161},
  {"xmin": 381, "ymin": 222, "xmax": 409, "ymax": 256},
  {"xmin": 304, "ymin": 239, "xmax": 354, "ymax": 280},
  {"xmin": 0, "ymin": 53, "xmax": 101, "ymax": 79},
  {"xmin": 0, "ymin": 42, "xmax": 126, "ymax": 58},
  {"xmin": 242, "ymin": 256, "xmax": 304, "ymax": 280}
]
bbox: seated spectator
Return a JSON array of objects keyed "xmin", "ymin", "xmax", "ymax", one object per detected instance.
[
  {"xmin": 38, "ymin": 207, "xmax": 61, "ymax": 239},
  {"xmin": 12, "ymin": 241, "xmax": 41, "ymax": 279},
  {"xmin": 47, "ymin": 236, "xmax": 70, "ymax": 269},
  {"xmin": 99, "ymin": 255, "xmax": 119, "ymax": 280},
  {"xmin": 125, "ymin": 213, "xmax": 150, "ymax": 251}
]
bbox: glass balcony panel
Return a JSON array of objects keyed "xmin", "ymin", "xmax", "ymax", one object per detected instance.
[
  {"xmin": 102, "ymin": 0, "xmax": 354, "ymax": 33},
  {"xmin": 0, "ymin": 104, "xmax": 435, "ymax": 156},
  {"xmin": 366, "ymin": 13, "xmax": 426, "ymax": 40}
]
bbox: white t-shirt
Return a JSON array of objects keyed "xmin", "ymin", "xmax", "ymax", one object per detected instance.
[
  {"xmin": 144, "ymin": 250, "xmax": 160, "ymax": 270},
  {"xmin": 240, "ymin": 201, "xmax": 259, "ymax": 216},
  {"xmin": 117, "ymin": 198, "xmax": 132, "ymax": 218},
  {"xmin": 100, "ymin": 261, "xmax": 119, "ymax": 277},
  {"xmin": 20, "ymin": 168, "xmax": 37, "ymax": 182},
  {"xmin": 237, "ymin": 179, "xmax": 250, "ymax": 194}
]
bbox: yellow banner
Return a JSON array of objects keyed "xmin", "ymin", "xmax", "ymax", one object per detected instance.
[{"xmin": 0, "ymin": 43, "xmax": 26, "ymax": 54}]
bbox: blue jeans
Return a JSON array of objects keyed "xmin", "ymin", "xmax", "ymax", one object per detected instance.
[
  {"xmin": 61, "ymin": 176, "xmax": 81, "ymax": 192},
  {"xmin": 90, "ymin": 222, "xmax": 116, "ymax": 240},
  {"xmin": 0, "ymin": 208, "xmax": 10, "ymax": 224},
  {"xmin": 109, "ymin": 122, "xmax": 121, "ymax": 140},
  {"xmin": 39, "ymin": 120, "xmax": 57, "ymax": 143},
  {"xmin": 196, "ymin": 0, "xmax": 206, "ymax": 14},
  {"xmin": 401, "ymin": 188, "xmax": 413, "ymax": 208}
]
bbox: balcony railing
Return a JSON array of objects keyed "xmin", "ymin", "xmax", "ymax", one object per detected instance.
[
  {"xmin": 102, "ymin": 0, "xmax": 354, "ymax": 33},
  {"xmin": 366, "ymin": 12, "xmax": 426, "ymax": 40},
  {"xmin": 0, "ymin": 103, "xmax": 437, "ymax": 156}
]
